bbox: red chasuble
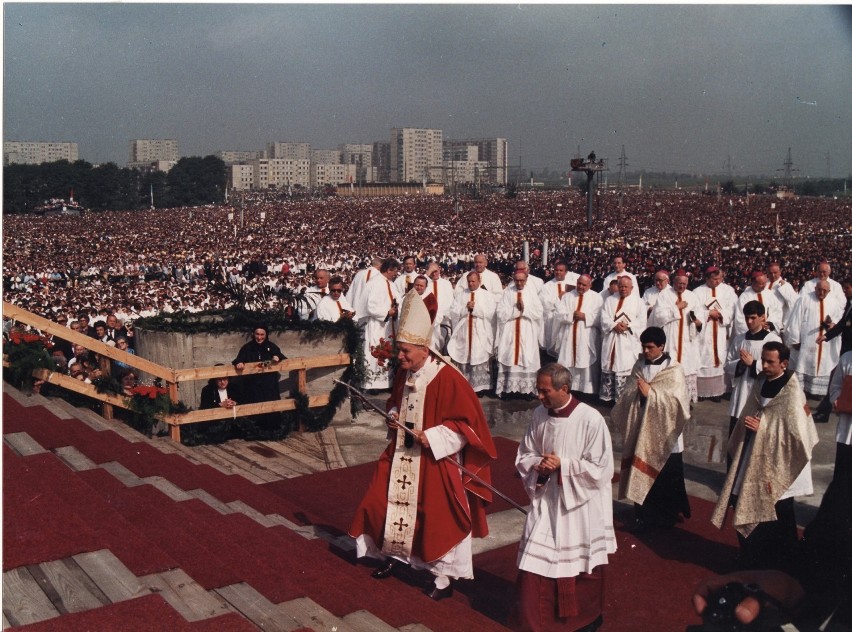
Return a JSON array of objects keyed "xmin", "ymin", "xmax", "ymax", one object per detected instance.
[{"xmin": 349, "ymin": 360, "xmax": 497, "ymax": 563}]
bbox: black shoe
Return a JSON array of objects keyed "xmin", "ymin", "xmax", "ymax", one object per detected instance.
[
  {"xmin": 424, "ymin": 582, "xmax": 453, "ymax": 601},
  {"xmin": 371, "ymin": 559, "xmax": 398, "ymax": 579}
]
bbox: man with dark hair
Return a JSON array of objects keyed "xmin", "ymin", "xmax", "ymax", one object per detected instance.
[
  {"xmin": 725, "ymin": 300, "xmax": 782, "ymax": 438},
  {"xmin": 394, "ymin": 255, "xmax": 418, "ymax": 296},
  {"xmin": 711, "ymin": 341, "xmax": 819, "ymax": 572},
  {"xmin": 515, "ymin": 363, "xmax": 616, "ymax": 632},
  {"xmin": 612, "ymin": 326, "xmax": 692, "ymax": 531},
  {"xmin": 315, "ymin": 276, "xmax": 355, "ymax": 322}
]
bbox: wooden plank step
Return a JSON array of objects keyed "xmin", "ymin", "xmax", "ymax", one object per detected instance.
[
  {"xmin": 316, "ymin": 427, "xmax": 347, "ymax": 470},
  {"xmin": 3, "ymin": 432, "xmax": 48, "ymax": 457},
  {"xmin": 141, "ymin": 568, "xmax": 232, "ymax": 622},
  {"xmin": 342, "ymin": 609, "xmax": 399, "ymax": 632},
  {"xmin": 66, "ymin": 405, "xmax": 114, "ymax": 432},
  {"xmin": 2, "ymin": 566, "xmax": 61, "ymax": 626},
  {"xmin": 208, "ymin": 444, "xmax": 286, "ymax": 482},
  {"xmin": 188, "ymin": 445, "xmax": 269, "ymax": 483},
  {"xmin": 3, "ymin": 383, "xmax": 40, "ymax": 407},
  {"xmin": 72, "ymin": 549, "xmax": 152, "ymax": 603},
  {"xmin": 262, "ymin": 437, "xmax": 327, "ymax": 472},
  {"xmin": 399, "ymin": 624, "xmax": 434, "ymax": 632},
  {"xmin": 225, "ymin": 442, "xmax": 314, "ymax": 478},
  {"xmin": 265, "ymin": 514, "xmax": 321, "ymax": 540},
  {"xmin": 53, "ymin": 446, "xmax": 98, "ymax": 471},
  {"xmin": 215, "ymin": 582, "xmax": 301, "ymax": 632},
  {"xmin": 277, "ymin": 596, "xmax": 357, "ymax": 632},
  {"xmin": 38, "ymin": 397, "xmax": 76, "ymax": 420},
  {"xmin": 27, "ymin": 558, "xmax": 110, "ymax": 614}
]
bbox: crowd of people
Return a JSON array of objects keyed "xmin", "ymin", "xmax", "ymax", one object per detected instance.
[{"xmin": 3, "ymin": 189, "xmax": 850, "ymax": 322}]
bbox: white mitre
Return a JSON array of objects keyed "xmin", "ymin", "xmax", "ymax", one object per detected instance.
[{"xmin": 397, "ymin": 289, "xmax": 433, "ymax": 347}]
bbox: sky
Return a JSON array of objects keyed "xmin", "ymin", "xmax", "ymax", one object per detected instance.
[{"xmin": 3, "ymin": 3, "xmax": 851, "ymax": 178}]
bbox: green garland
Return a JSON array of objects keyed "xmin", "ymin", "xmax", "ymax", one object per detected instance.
[{"xmin": 135, "ymin": 308, "xmax": 367, "ymax": 444}]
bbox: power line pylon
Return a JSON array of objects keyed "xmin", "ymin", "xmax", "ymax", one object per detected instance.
[{"xmin": 617, "ymin": 145, "xmax": 628, "ymax": 210}]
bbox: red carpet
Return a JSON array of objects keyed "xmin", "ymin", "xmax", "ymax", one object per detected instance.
[
  {"xmin": 4, "ymin": 393, "xmax": 737, "ymax": 630},
  {"xmin": 262, "ymin": 436, "xmax": 528, "ymax": 533}
]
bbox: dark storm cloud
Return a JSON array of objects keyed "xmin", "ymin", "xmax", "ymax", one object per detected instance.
[{"xmin": 4, "ymin": 4, "xmax": 850, "ymax": 176}]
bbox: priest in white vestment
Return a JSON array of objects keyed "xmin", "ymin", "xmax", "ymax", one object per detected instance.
[
  {"xmin": 446, "ymin": 272, "xmax": 497, "ymax": 393},
  {"xmin": 556, "ymin": 274, "xmax": 602, "ymax": 395},
  {"xmin": 650, "ymin": 273, "xmax": 702, "ymax": 402},
  {"xmin": 515, "ymin": 363, "xmax": 616, "ymax": 631},
  {"xmin": 347, "ymin": 257, "xmax": 382, "ymax": 320},
  {"xmin": 315, "ymin": 276, "xmax": 355, "ymax": 322},
  {"xmin": 642, "ymin": 270, "xmax": 670, "ymax": 322},
  {"xmin": 601, "ymin": 255, "xmax": 639, "ymax": 298},
  {"xmin": 496, "ymin": 271, "xmax": 544, "ymax": 397},
  {"xmin": 786, "ymin": 281, "xmax": 844, "ymax": 397},
  {"xmin": 600, "ymin": 277, "xmax": 647, "ymax": 402},
  {"xmin": 361, "ymin": 259, "xmax": 401, "ymax": 390},
  {"xmin": 454, "ymin": 253, "xmax": 503, "ymax": 300},
  {"xmin": 424, "ymin": 262, "xmax": 455, "ymax": 353},
  {"xmin": 393, "ymin": 255, "xmax": 419, "ymax": 296},
  {"xmin": 539, "ymin": 260, "xmax": 579, "ymax": 357},
  {"xmin": 693, "ymin": 266, "xmax": 737, "ymax": 399},
  {"xmin": 733, "ymin": 271, "xmax": 784, "ymax": 337},
  {"xmin": 766, "ymin": 263, "xmax": 799, "ymax": 333},
  {"xmin": 800, "ymin": 262, "xmax": 845, "ymax": 313}
]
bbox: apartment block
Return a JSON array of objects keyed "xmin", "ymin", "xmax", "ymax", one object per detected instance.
[
  {"xmin": 372, "ymin": 142, "xmax": 391, "ymax": 182},
  {"xmin": 267, "ymin": 142, "xmax": 311, "ymax": 161},
  {"xmin": 219, "ymin": 150, "xmax": 264, "ymax": 164},
  {"xmin": 310, "ymin": 163, "xmax": 357, "ymax": 188},
  {"xmin": 251, "ymin": 158, "xmax": 311, "ymax": 189},
  {"xmin": 128, "ymin": 139, "xmax": 178, "ymax": 167},
  {"xmin": 390, "ymin": 128, "xmax": 443, "ymax": 183},
  {"xmin": 340, "ymin": 144, "xmax": 374, "ymax": 183},
  {"xmin": 444, "ymin": 138, "xmax": 508, "ymax": 185},
  {"xmin": 310, "ymin": 149, "xmax": 341, "ymax": 164},
  {"xmin": 229, "ymin": 164, "xmax": 255, "ymax": 190},
  {"xmin": 4, "ymin": 141, "xmax": 79, "ymax": 165}
]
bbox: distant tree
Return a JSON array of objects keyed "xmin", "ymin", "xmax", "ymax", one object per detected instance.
[
  {"xmin": 505, "ymin": 183, "xmax": 517, "ymax": 199},
  {"xmin": 164, "ymin": 156, "xmax": 226, "ymax": 206},
  {"xmin": 721, "ymin": 180, "xmax": 738, "ymax": 195}
]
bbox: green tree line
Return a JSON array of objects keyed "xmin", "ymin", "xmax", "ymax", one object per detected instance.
[{"xmin": 2, "ymin": 156, "xmax": 227, "ymax": 214}]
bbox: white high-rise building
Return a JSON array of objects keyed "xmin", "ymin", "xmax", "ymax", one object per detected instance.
[
  {"xmin": 229, "ymin": 164, "xmax": 254, "ymax": 190},
  {"xmin": 390, "ymin": 128, "xmax": 443, "ymax": 183},
  {"xmin": 219, "ymin": 150, "xmax": 264, "ymax": 164},
  {"xmin": 128, "ymin": 139, "xmax": 178, "ymax": 167},
  {"xmin": 267, "ymin": 142, "xmax": 311, "ymax": 161},
  {"xmin": 444, "ymin": 138, "xmax": 508, "ymax": 185},
  {"xmin": 251, "ymin": 158, "xmax": 311, "ymax": 189},
  {"xmin": 310, "ymin": 149, "xmax": 341, "ymax": 164},
  {"xmin": 311, "ymin": 163, "xmax": 357, "ymax": 188},
  {"xmin": 441, "ymin": 144, "xmax": 490, "ymax": 186},
  {"xmin": 4, "ymin": 141, "xmax": 79, "ymax": 165},
  {"xmin": 340, "ymin": 144, "xmax": 374, "ymax": 183}
]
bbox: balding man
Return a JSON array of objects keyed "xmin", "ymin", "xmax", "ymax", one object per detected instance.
[
  {"xmin": 733, "ymin": 271, "xmax": 784, "ymax": 337},
  {"xmin": 642, "ymin": 270, "xmax": 670, "ymax": 322},
  {"xmin": 424, "ymin": 262, "xmax": 455, "ymax": 352},
  {"xmin": 801, "ymin": 262, "xmax": 845, "ymax": 312},
  {"xmin": 694, "ymin": 266, "xmax": 738, "ymax": 400},
  {"xmin": 600, "ymin": 276, "xmax": 647, "ymax": 403},
  {"xmin": 650, "ymin": 273, "xmax": 702, "ymax": 402},
  {"xmin": 455, "ymin": 254, "xmax": 503, "ymax": 300},
  {"xmin": 539, "ymin": 260, "xmax": 579, "ymax": 357},
  {"xmin": 496, "ymin": 271, "xmax": 544, "ymax": 399},
  {"xmin": 786, "ymin": 280, "xmax": 844, "ymax": 398},
  {"xmin": 447, "ymin": 272, "xmax": 497, "ymax": 394},
  {"xmin": 556, "ymin": 274, "xmax": 603, "ymax": 395},
  {"xmin": 510, "ymin": 260, "xmax": 544, "ymax": 293}
]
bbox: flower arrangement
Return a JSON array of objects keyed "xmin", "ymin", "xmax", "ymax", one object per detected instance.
[
  {"xmin": 3, "ymin": 330, "xmax": 54, "ymax": 391},
  {"xmin": 370, "ymin": 336, "xmax": 396, "ymax": 369},
  {"xmin": 126, "ymin": 384, "xmax": 189, "ymax": 437}
]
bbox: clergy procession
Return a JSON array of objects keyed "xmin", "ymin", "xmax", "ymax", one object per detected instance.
[{"xmin": 342, "ymin": 251, "xmax": 851, "ymax": 631}]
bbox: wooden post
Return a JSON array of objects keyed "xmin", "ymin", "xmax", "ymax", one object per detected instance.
[
  {"xmin": 99, "ymin": 356, "xmax": 113, "ymax": 420},
  {"xmin": 289, "ymin": 368, "xmax": 308, "ymax": 432},
  {"xmin": 167, "ymin": 381, "xmax": 180, "ymax": 442}
]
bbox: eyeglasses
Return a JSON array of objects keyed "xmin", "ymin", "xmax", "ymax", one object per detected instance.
[{"xmin": 329, "ymin": 288, "xmax": 343, "ymax": 293}]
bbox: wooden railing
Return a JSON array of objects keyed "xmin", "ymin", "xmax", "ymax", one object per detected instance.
[{"xmin": 3, "ymin": 301, "xmax": 351, "ymax": 442}]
